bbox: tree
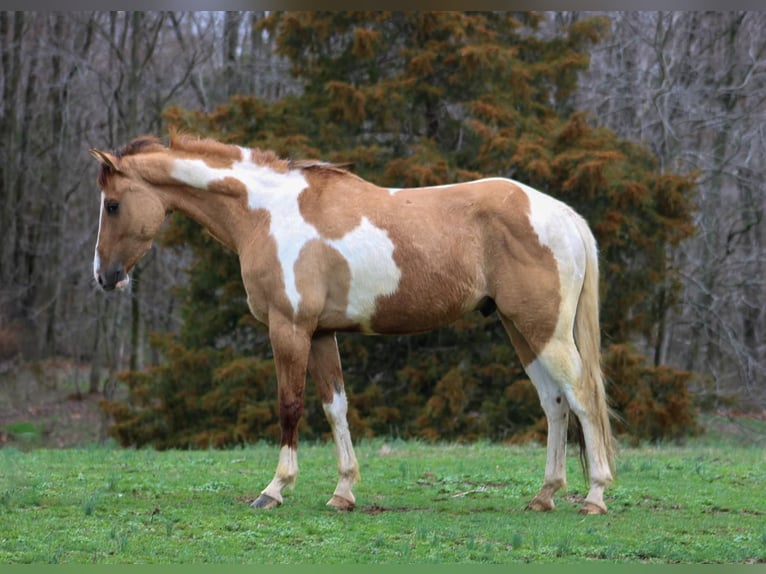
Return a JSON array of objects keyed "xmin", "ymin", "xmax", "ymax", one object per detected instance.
[
  {"xmin": 1, "ymin": 12, "xmax": 229, "ymax": 384},
  {"xmin": 0, "ymin": 13, "xmax": 104, "ymax": 362},
  {"xmin": 104, "ymin": 12, "xmax": 699, "ymax": 448},
  {"xmin": 573, "ymin": 12, "xmax": 766, "ymax": 408}
]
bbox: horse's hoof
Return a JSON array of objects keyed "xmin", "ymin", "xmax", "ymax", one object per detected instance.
[
  {"xmin": 526, "ymin": 497, "xmax": 555, "ymax": 512},
  {"xmin": 251, "ymin": 494, "xmax": 281, "ymax": 510},
  {"xmin": 327, "ymin": 494, "xmax": 355, "ymax": 511},
  {"xmin": 578, "ymin": 501, "xmax": 607, "ymax": 515}
]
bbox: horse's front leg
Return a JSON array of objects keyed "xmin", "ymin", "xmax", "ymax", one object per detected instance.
[
  {"xmin": 308, "ymin": 332, "xmax": 360, "ymax": 511},
  {"xmin": 251, "ymin": 318, "xmax": 311, "ymax": 509}
]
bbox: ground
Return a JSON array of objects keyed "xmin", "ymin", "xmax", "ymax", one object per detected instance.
[{"xmin": 0, "ymin": 358, "xmax": 112, "ymax": 448}]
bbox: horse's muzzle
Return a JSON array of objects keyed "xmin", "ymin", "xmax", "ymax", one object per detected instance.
[{"xmin": 97, "ymin": 265, "xmax": 129, "ymax": 291}]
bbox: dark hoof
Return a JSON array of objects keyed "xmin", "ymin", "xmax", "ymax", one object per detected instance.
[
  {"xmin": 251, "ymin": 493, "xmax": 281, "ymax": 510},
  {"xmin": 327, "ymin": 494, "xmax": 355, "ymax": 511}
]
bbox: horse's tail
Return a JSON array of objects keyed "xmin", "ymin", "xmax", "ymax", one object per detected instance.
[{"xmin": 572, "ymin": 212, "xmax": 615, "ymax": 480}]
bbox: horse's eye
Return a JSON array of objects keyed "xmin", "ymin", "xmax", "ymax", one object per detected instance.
[{"xmin": 105, "ymin": 200, "xmax": 120, "ymax": 215}]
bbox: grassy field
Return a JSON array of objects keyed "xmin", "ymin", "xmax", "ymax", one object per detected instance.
[{"xmin": 1, "ymin": 428, "xmax": 765, "ymax": 564}]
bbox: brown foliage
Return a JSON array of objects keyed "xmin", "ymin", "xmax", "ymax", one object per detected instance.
[{"xmin": 604, "ymin": 344, "xmax": 701, "ymax": 445}]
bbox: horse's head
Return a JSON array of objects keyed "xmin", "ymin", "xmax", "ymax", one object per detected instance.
[{"xmin": 90, "ymin": 147, "xmax": 167, "ymax": 291}]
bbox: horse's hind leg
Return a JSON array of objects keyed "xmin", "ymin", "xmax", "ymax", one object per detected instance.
[
  {"xmin": 525, "ymin": 363, "xmax": 571, "ymax": 512},
  {"xmin": 530, "ymin": 336, "xmax": 613, "ymax": 514},
  {"xmin": 308, "ymin": 332, "xmax": 360, "ymax": 511},
  {"xmin": 501, "ymin": 317, "xmax": 570, "ymax": 511},
  {"xmin": 507, "ymin": 320, "xmax": 612, "ymax": 514}
]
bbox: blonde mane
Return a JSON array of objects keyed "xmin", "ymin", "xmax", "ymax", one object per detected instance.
[
  {"xmin": 168, "ymin": 131, "xmax": 352, "ymax": 175},
  {"xmin": 169, "ymin": 132, "xmax": 287, "ymax": 169},
  {"xmin": 102, "ymin": 131, "xmax": 352, "ymax": 180}
]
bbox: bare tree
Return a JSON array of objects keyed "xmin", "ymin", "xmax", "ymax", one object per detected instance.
[{"xmin": 570, "ymin": 11, "xmax": 766, "ymax": 408}]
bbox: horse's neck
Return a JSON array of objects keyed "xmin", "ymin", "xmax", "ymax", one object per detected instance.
[
  {"xmin": 169, "ymin": 186, "xmax": 248, "ymax": 252},
  {"xmin": 155, "ymin": 165, "xmax": 243, "ymax": 252},
  {"xmin": 160, "ymin": 151, "xmax": 291, "ymax": 253}
]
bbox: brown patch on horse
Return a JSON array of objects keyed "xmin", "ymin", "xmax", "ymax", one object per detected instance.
[
  {"xmin": 500, "ymin": 317, "xmax": 537, "ymax": 367},
  {"xmin": 297, "ymin": 170, "xmax": 386, "ymax": 240},
  {"xmin": 478, "ymin": 181, "xmax": 561, "ymax": 364},
  {"xmin": 307, "ymin": 334, "xmax": 344, "ymax": 405},
  {"xmin": 279, "ymin": 404, "xmax": 303, "ymax": 450},
  {"xmin": 169, "ymin": 132, "xmax": 289, "ymax": 171},
  {"xmin": 207, "ymin": 176, "xmax": 250, "ymax": 200},
  {"xmin": 293, "ymin": 239, "xmax": 355, "ymax": 330},
  {"xmin": 370, "ymin": 225, "xmax": 480, "ymax": 333},
  {"xmin": 363, "ymin": 179, "xmax": 560, "ymax": 357},
  {"xmin": 359, "ymin": 184, "xmax": 487, "ymax": 333},
  {"xmin": 237, "ymin": 211, "xmax": 292, "ymax": 324}
]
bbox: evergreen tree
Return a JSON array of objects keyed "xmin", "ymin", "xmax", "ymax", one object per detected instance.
[{"xmin": 103, "ymin": 12, "xmax": 698, "ymax": 448}]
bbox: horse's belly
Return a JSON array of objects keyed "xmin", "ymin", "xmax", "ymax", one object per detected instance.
[
  {"xmin": 367, "ymin": 305, "xmax": 475, "ymax": 335},
  {"xmin": 365, "ymin": 264, "xmax": 484, "ymax": 335}
]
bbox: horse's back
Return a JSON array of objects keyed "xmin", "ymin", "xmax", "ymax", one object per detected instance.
[
  {"xmin": 351, "ymin": 177, "xmax": 584, "ymax": 335},
  {"xmin": 280, "ymin": 171, "xmax": 589, "ymax": 336}
]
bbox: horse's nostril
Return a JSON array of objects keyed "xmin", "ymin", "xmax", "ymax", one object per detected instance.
[{"xmin": 95, "ymin": 264, "xmax": 125, "ymax": 291}]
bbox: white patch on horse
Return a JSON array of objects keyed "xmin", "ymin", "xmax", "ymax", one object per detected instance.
[
  {"xmin": 275, "ymin": 444, "xmax": 298, "ymax": 478},
  {"xmin": 323, "ymin": 389, "xmax": 358, "ymax": 504},
  {"xmin": 323, "ymin": 391, "xmax": 354, "ymax": 470},
  {"xmin": 513, "ymin": 179, "xmax": 587, "ymax": 349},
  {"xmin": 171, "ymin": 153, "xmax": 317, "ymax": 313},
  {"xmin": 326, "ymin": 217, "xmax": 401, "ymax": 329},
  {"xmin": 510, "ymin": 179, "xmax": 587, "ymax": 281},
  {"xmin": 260, "ymin": 445, "xmax": 298, "ymax": 503},
  {"xmin": 171, "ymin": 151, "xmax": 401, "ymax": 322}
]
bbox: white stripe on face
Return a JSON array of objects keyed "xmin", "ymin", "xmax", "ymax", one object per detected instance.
[{"xmin": 93, "ymin": 191, "xmax": 104, "ymax": 282}]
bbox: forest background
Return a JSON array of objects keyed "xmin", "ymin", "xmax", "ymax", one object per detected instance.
[{"xmin": 0, "ymin": 12, "xmax": 763, "ymax": 448}]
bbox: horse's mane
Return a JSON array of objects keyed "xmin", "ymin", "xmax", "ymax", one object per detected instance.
[
  {"xmin": 98, "ymin": 131, "xmax": 353, "ymax": 187},
  {"xmin": 169, "ymin": 131, "xmax": 353, "ymax": 175},
  {"xmin": 115, "ymin": 136, "xmax": 165, "ymax": 158},
  {"xmin": 169, "ymin": 131, "xmax": 257, "ymax": 164}
]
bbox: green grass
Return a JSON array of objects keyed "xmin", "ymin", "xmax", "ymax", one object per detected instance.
[
  {"xmin": 2, "ymin": 421, "xmax": 44, "ymax": 445},
  {"xmin": 0, "ymin": 438, "xmax": 764, "ymax": 564}
]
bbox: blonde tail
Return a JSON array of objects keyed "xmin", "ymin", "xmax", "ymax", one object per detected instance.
[{"xmin": 572, "ymin": 213, "xmax": 615, "ymax": 479}]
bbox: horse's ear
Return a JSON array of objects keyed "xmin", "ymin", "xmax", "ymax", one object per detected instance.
[{"xmin": 89, "ymin": 149, "xmax": 121, "ymax": 173}]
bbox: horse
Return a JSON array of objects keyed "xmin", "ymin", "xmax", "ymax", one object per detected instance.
[{"xmin": 90, "ymin": 133, "xmax": 615, "ymax": 515}]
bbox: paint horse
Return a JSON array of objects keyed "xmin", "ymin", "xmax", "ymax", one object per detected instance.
[{"xmin": 90, "ymin": 133, "xmax": 615, "ymax": 514}]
